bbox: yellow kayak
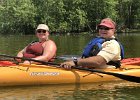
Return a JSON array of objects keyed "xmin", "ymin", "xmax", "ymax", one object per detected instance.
[{"xmin": 0, "ymin": 63, "xmax": 140, "ymax": 86}]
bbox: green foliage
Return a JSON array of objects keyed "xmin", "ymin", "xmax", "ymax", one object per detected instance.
[
  {"xmin": 0, "ymin": 0, "xmax": 139, "ymax": 35},
  {"xmin": 0, "ymin": 0, "xmax": 36, "ymax": 34},
  {"xmin": 116, "ymin": 0, "xmax": 140, "ymax": 30}
]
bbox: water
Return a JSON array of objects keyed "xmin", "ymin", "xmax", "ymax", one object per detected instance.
[
  {"xmin": 0, "ymin": 33, "xmax": 140, "ymax": 99},
  {"xmin": 0, "ymin": 82, "xmax": 140, "ymax": 100},
  {"xmin": 1, "ymin": 33, "xmax": 140, "ymax": 58}
]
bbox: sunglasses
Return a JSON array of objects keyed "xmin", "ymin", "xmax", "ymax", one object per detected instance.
[
  {"xmin": 98, "ymin": 27, "xmax": 113, "ymax": 30},
  {"xmin": 37, "ymin": 30, "xmax": 46, "ymax": 33}
]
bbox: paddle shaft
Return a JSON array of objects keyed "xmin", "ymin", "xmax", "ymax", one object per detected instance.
[
  {"xmin": 54, "ymin": 55, "xmax": 81, "ymax": 60},
  {"xmin": 74, "ymin": 66, "xmax": 140, "ymax": 83},
  {"xmin": 0, "ymin": 54, "xmax": 140, "ymax": 83},
  {"xmin": 0, "ymin": 54, "xmax": 60, "ymax": 66}
]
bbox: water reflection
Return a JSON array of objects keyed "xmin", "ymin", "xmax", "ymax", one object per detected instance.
[{"xmin": 0, "ymin": 82, "xmax": 140, "ymax": 100}]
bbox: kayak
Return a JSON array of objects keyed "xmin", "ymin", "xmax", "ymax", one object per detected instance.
[{"xmin": 0, "ymin": 62, "xmax": 140, "ymax": 86}]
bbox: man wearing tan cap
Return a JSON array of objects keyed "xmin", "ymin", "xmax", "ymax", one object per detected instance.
[
  {"xmin": 61, "ymin": 18, "xmax": 124, "ymax": 69},
  {"xmin": 17, "ymin": 24, "xmax": 57, "ymax": 63}
]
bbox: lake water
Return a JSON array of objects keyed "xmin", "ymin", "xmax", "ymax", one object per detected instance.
[
  {"xmin": 0, "ymin": 82, "xmax": 140, "ymax": 100},
  {"xmin": 0, "ymin": 33, "xmax": 140, "ymax": 100}
]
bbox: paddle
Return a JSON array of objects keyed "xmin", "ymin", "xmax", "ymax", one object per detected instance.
[
  {"xmin": 73, "ymin": 66, "xmax": 140, "ymax": 83},
  {"xmin": 0, "ymin": 54, "xmax": 59, "ymax": 66},
  {"xmin": 0, "ymin": 54, "xmax": 81, "ymax": 61},
  {"xmin": 0, "ymin": 54, "xmax": 140, "ymax": 83},
  {"xmin": 55, "ymin": 55, "xmax": 81, "ymax": 60}
]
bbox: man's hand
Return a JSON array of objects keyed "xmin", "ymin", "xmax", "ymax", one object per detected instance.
[{"xmin": 60, "ymin": 61, "xmax": 75, "ymax": 69}]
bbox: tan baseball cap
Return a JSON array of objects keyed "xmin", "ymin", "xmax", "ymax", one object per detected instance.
[{"xmin": 36, "ymin": 24, "xmax": 49, "ymax": 31}]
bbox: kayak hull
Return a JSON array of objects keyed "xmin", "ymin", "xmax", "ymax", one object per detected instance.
[{"xmin": 0, "ymin": 64, "xmax": 140, "ymax": 86}]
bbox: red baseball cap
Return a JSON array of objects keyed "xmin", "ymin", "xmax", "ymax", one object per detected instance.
[{"xmin": 98, "ymin": 18, "xmax": 116, "ymax": 29}]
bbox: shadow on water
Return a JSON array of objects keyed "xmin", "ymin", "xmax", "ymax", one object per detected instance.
[{"xmin": 0, "ymin": 82, "xmax": 140, "ymax": 100}]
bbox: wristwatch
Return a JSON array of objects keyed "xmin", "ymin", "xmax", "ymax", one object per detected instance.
[{"xmin": 73, "ymin": 58, "xmax": 78, "ymax": 66}]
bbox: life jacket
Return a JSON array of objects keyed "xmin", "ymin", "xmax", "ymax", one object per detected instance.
[
  {"xmin": 82, "ymin": 37, "xmax": 125, "ymax": 68},
  {"xmin": 23, "ymin": 41, "xmax": 44, "ymax": 58}
]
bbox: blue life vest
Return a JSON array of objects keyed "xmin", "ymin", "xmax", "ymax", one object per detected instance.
[{"xmin": 82, "ymin": 37, "xmax": 124, "ymax": 68}]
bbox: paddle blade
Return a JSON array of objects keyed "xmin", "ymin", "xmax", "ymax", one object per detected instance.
[{"xmin": 102, "ymin": 71, "xmax": 140, "ymax": 83}]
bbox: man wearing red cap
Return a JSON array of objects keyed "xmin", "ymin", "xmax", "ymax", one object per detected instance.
[{"xmin": 61, "ymin": 18, "xmax": 124, "ymax": 69}]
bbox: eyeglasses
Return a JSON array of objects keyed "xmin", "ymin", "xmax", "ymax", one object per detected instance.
[
  {"xmin": 37, "ymin": 30, "xmax": 46, "ymax": 33},
  {"xmin": 98, "ymin": 27, "xmax": 113, "ymax": 30}
]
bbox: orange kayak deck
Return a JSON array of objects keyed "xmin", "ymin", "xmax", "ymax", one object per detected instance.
[{"xmin": 0, "ymin": 63, "xmax": 140, "ymax": 86}]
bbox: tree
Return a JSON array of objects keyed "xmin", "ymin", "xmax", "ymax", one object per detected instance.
[{"xmin": 0, "ymin": 0, "xmax": 36, "ymax": 35}]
